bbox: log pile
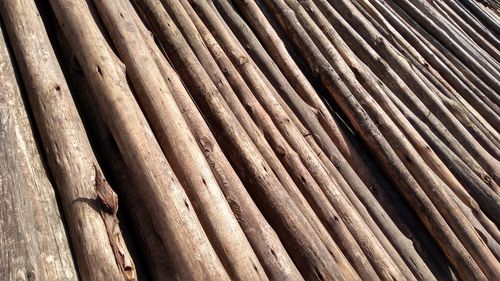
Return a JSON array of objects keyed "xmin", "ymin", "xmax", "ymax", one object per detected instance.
[{"xmin": 0, "ymin": 0, "xmax": 498, "ymax": 280}]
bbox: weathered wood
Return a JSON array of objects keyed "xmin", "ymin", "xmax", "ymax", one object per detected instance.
[
  {"xmin": 53, "ymin": 24, "xmax": 178, "ymax": 280},
  {"xmin": 393, "ymin": 0, "xmax": 500, "ymax": 86},
  {"xmin": 0, "ymin": 1, "xmax": 136, "ymax": 280},
  {"xmin": 0, "ymin": 0, "xmax": 498, "ymax": 280},
  {"xmin": 0, "ymin": 22, "xmax": 78, "ymax": 281},
  {"xmin": 178, "ymin": 3, "xmax": 365, "ymax": 280},
  {"xmin": 257, "ymin": 0, "xmax": 499, "ymax": 279},
  {"xmin": 189, "ymin": 2, "xmax": 411, "ymax": 281},
  {"xmin": 133, "ymin": 1, "xmax": 348, "ymax": 280},
  {"xmin": 130, "ymin": 9, "xmax": 304, "ymax": 280},
  {"xmin": 47, "ymin": 0, "xmax": 230, "ymax": 280},
  {"xmin": 212, "ymin": 0, "xmax": 351, "ymax": 159},
  {"xmin": 91, "ymin": 1, "xmax": 266, "ymax": 280},
  {"xmin": 149, "ymin": 5, "xmax": 353, "ymax": 280},
  {"xmin": 227, "ymin": 3, "xmax": 453, "ymax": 280},
  {"xmin": 348, "ymin": 0, "xmax": 500, "ymax": 191},
  {"xmin": 321, "ymin": 0, "xmax": 500, "ymax": 184},
  {"xmin": 370, "ymin": 0, "xmax": 500, "ymax": 122}
]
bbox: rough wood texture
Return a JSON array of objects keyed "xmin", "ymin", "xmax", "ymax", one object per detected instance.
[
  {"xmin": 1, "ymin": 0, "xmax": 498, "ymax": 280},
  {"xmin": 0, "ymin": 22, "xmax": 78, "ymax": 281},
  {"xmin": 131, "ymin": 10, "xmax": 303, "ymax": 280},
  {"xmin": 0, "ymin": 1, "xmax": 135, "ymax": 280},
  {"xmin": 134, "ymin": 1, "xmax": 347, "ymax": 280},
  {"xmin": 92, "ymin": 1, "xmax": 266, "ymax": 280},
  {"xmin": 47, "ymin": 0, "xmax": 230, "ymax": 279}
]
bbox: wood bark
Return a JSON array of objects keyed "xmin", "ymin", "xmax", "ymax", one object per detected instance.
[
  {"xmin": 91, "ymin": 1, "xmax": 266, "ymax": 280},
  {"xmin": 53, "ymin": 24, "xmax": 179, "ymax": 280},
  {"xmin": 257, "ymin": 0, "xmax": 499, "ymax": 279},
  {"xmin": 133, "ymin": 1, "xmax": 348, "ymax": 280},
  {"xmin": 0, "ymin": 1, "xmax": 497, "ymax": 280},
  {"xmin": 0, "ymin": 1, "xmax": 136, "ymax": 280},
  {"xmin": 131, "ymin": 10, "xmax": 304, "ymax": 280},
  {"xmin": 0, "ymin": 22, "xmax": 78, "ymax": 281},
  {"xmin": 188, "ymin": 2, "xmax": 411, "ymax": 281},
  {"xmin": 46, "ymin": 0, "xmax": 231, "ymax": 280}
]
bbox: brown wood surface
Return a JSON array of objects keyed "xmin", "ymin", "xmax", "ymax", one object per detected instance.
[{"xmin": 0, "ymin": 22, "xmax": 78, "ymax": 281}]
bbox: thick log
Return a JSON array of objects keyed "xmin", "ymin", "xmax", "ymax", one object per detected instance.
[
  {"xmin": 53, "ymin": 25, "xmax": 179, "ymax": 280},
  {"xmin": 130, "ymin": 9, "xmax": 304, "ymax": 281},
  {"xmin": 0, "ymin": 1, "xmax": 136, "ymax": 280},
  {"xmin": 0, "ymin": 23, "xmax": 78, "ymax": 281},
  {"xmin": 47, "ymin": 0, "xmax": 230, "ymax": 280},
  {"xmin": 133, "ymin": 1, "xmax": 347, "ymax": 280},
  {"xmin": 188, "ymin": 2, "xmax": 412, "ymax": 281},
  {"xmin": 91, "ymin": 1, "xmax": 266, "ymax": 280},
  {"xmin": 178, "ymin": 3, "xmax": 366, "ymax": 280}
]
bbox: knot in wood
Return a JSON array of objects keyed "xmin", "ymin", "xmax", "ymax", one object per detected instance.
[{"xmin": 238, "ymin": 56, "xmax": 249, "ymax": 66}]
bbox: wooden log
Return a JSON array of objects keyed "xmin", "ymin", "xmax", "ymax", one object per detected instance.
[
  {"xmin": 380, "ymin": 0, "xmax": 500, "ymax": 180},
  {"xmin": 213, "ymin": 1, "xmax": 403, "ymax": 228},
  {"xmin": 133, "ymin": 1, "xmax": 348, "ymax": 280},
  {"xmin": 387, "ymin": 90, "xmax": 500, "ymax": 232},
  {"xmin": 321, "ymin": 0, "xmax": 500, "ymax": 183},
  {"xmin": 458, "ymin": 0, "xmax": 500, "ymax": 38},
  {"xmin": 211, "ymin": 0, "xmax": 351, "ymax": 158},
  {"xmin": 405, "ymin": 0, "xmax": 500, "ymax": 72},
  {"xmin": 390, "ymin": 0, "xmax": 500, "ymax": 87},
  {"xmin": 141, "ymin": 31, "xmax": 304, "ymax": 281},
  {"xmin": 47, "ymin": 0, "xmax": 231, "ymax": 280},
  {"xmin": 0, "ymin": 1, "xmax": 136, "ymax": 280},
  {"xmin": 0, "ymin": 22, "xmax": 78, "ymax": 281},
  {"xmin": 368, "ymin": 0, "xmax": 500, "ymax": 124},
  {"xmin": 178, "ymin": 3, "xmax": 367, "ymax": 280},
  {"xmin": 91, "ymin": 1, "xmax": 266, "ymax": 280},
  {"xmin": 258, "ymin": 0, "xmax": 498, "ymax": 279},
  {"xmin": 286, "ymin": 0, "xmax": 500, "ymax": 278},
  {"xmin": 131, "ymin": 8, "xmax": 304, "ymax": 280},
  {"xmin": 432, "ymin": 0, "xmax": 500, "ymax": 63},
  {"xmin": 284, "ymin": 2, "xmax": 454, "ymax": 281},
  {"xmin": 188, "ymin": 2, "xmax": 413, "ymax": 281},
  {"xmin": 152, "ymin": 0, "xmax": 307, "ymax": 203},
  {"xmin": 281, "ymin": 1, "xmax": 459, "ymax": 280},
  {"xmin": 444, "ymin": 0, "xmax": 500, "ymax": 48},
  {"xmin": 320, "ymin": 0, "xmax": 500, "ymax": 215},
  {"xmin": 53, "ymin": 25, "xmax": 180, "ymax": 280},
  {"xmin": 306, "ymin": 0, "xmax": 496, "ymax": 225},
  {"xmin": 227, "ymin": 4, "xmax": 453, "ymax": 280},
  {"xmin": 382, "ymin": 0, "xmax": 500, "ymax": 136},
  {"xmin": 149, "ymin": 4, "xmax": 355, "ymax": 279}
]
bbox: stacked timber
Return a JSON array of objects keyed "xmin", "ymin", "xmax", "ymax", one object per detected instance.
[{"xmin": 0, "ymin": 0, "xmax": 498, "ymax": 280}]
